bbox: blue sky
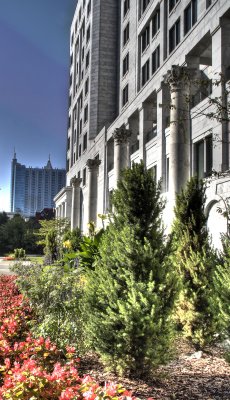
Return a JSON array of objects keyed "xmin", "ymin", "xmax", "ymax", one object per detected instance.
[{"xmin": 0, "ymin": 0, "xmax": 77, "ymax": 211}]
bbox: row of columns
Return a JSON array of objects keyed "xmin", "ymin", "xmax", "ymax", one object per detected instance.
[
  {"xmin": 70, "ymin": 54, "xmax": 228, "ymax": 230},
  {"xmin": 56, "ymin": 202, "xmax": 66, "ymax": 219}
]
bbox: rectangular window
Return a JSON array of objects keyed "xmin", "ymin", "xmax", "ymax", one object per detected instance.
[
  {"xmin": 141, "ymin": 25, "xmax": 150, "ymax": 53},
  {"xmin": 83, "ymin": 132, "xmax": 88, "ymax": 151},
  {"xmin": 169, "ymin": 0, "xmax": 179, "ymax": 13},
  {"xmin": 84, "ymin": 104, "xmax": 88, "ymax": 123},
  {"xmin": 83, "ymin": 167, "xmax": 87, "ymax": 186},
  {"xmin": 184, "ymin": 0, "xmax": 197, "ymax": 35},
  {"xmin": 152, "ymin": 45, "xmax": 160, "ymax": 74},
  {"xmin": 141, "ymin": 0, "xmax": 150, "ymax": 15},
  {"xmin": 123, "ymin": 23, "xmax": 129, "ymax": 46},
  {"xmin": 79, "ymin": 119, "xmax": 82, "ymax": 135},
  {"xmin": 166, "ymin": 157, "xmax": 169, "ymax": 191},
  {"xmin": 152, "ymin": 9, "xmax": 160, "ymax": 37},
  {"xmin": 85, "ymin": 77, "xmax": 89, "ymax": 96},
  {"xmin": 124, "ymin": 0, "xmax": 130, "ymax": 17},
  {"xmin": 87, "ymin": 0, "xmax": 91, "ymax": 17},
  {"xmin": 142, "ymin": 59, "xmax": 150, "ymax": 86},
  {"xmin": 85, "ymin": 51, "xmax": 90, "ymax": 69},
  {"xmin": 79, "ymin": 144, "xmax": 82, "ymax": 157},
  {"xmin": 206, "ymin": 0, "xmax": 212, "ymax": 8},
  {"xmin": 195, "ymin": 136, "xmax": 212, "ymax": 179},
  {"xmin": 79, "ymin": 92, "xmax": 83, "ymax": 110},
  {"xmin": 169, "ymin": 18, "xmax": 180, "ymax": 53},
  {"xmin": 82, "ymin": 47, "xmax": 85, "ymax": 61},
  {"xmin": 123, "ymin": 53, "xmax": 129, "ymax": 76},
  {"xmin": 122, "ymin": 84, "xmax": 129, "ymax": 106},
  {"xmin": 86, "ymin": 26, "xmax": 90, "ymax": 43}
]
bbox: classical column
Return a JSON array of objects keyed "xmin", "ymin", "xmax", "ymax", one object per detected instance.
[
  {"xmin": 86, "ymin": 159, "xmax": 101, "ymax": 224},
  {"xmin": 70, "ymin": 176, "xmax": 82, "ymax": 230},
  {"xmin": 164, "ymin": 65, "xmax": 193, "ymax": 195},
  {"xmin": 112, "ymin": 125, "xmax": 131, "ymax": 186}
]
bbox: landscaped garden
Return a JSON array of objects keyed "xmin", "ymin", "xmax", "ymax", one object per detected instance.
[{"xmin": 1, "ymin": 163, "xmax": 230, "ymax": 399}]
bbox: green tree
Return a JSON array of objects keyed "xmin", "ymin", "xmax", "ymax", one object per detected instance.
[
  {"xmin": 0, "ymin": 212, "xmax": 9, "ymax": 226},
  {"xmin": 83, "ymin": 162, "xmax": 177, "ymax": 375},
  {"xmin": 171, "ymin": 176, "xmax": 217, "ymax": 347},
  {"xmin": 36, "ymin": 218, "xmax": 70, "ymax": 262}
]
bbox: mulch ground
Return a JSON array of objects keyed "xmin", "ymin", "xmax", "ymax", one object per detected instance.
[{"xmin": 79, "ymin": 341, "xmax": 230, "ymax": 400}]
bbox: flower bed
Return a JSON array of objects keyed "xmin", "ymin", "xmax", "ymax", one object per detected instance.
[{"xmin": 0, "ymin": 276, "xmax": 148, "ymax": 400}]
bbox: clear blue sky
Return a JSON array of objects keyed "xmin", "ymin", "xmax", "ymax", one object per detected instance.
[{"xmin": 0, "ymin": 0, "xmax": 77, "ymax": 211}]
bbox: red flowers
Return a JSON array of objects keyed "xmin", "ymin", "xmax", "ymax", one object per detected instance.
[{"xmin": 0, "ymin": 276, "xmax": 150, "ymax": 400}]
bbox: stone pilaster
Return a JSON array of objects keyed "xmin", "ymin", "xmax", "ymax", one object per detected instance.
[
  {"xmin": 164, "ymin": 65, "xmax": 193, "ymax": 196},
  {"xmin": 113, "ymin": 125, "xmax": 131, "ymax": 186},
  {"xmin": 70, "ymin": 176, "xmax": 82, "ymax": 230},
  {"xmin": 86, "ymin": 159, "xmax": 101, "ymax": 224}
]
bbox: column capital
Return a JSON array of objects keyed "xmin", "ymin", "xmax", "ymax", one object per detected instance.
[
  {"xmin": 70, "ymin": 176, "xmax": 82, "ymax": 187},
  {"xmin": 164, "ymin": 65, "xmax": 195, "ymax": 92},
  {"xmin": 113, "ymin": 125, "xmax": 132, "ymax": 144},
  {"xmin": 86, "ymin": 158, "xmax": 101, "ymax": 171}
]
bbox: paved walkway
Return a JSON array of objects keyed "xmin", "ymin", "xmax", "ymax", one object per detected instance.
[{"xmin": 0, "ymin": 258, "xmax": 15, "ymax": 275}]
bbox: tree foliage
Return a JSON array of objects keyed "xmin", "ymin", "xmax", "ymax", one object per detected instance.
[
  {"xmin": 171, "ymin": 177, "xmax": 217, "ymax": 347},
  {"xmin": 83, "ymin": 162, "xmax": 177, "ymax": 375}
]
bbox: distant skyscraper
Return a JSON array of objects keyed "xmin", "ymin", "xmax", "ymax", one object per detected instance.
[{"xmin": 11, "ymin": 153, "xmax": 66, "ymax": 217}]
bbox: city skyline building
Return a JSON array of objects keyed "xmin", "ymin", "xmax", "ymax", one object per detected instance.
[
  {"xmin": 11, "ymin": 152, "xmax": 66, "ymax": 217},
  {"xmin": 55, "ymin": 0, "xmax": 230, "ymax": 247}
]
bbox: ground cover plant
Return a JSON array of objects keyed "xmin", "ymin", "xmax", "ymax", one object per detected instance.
[{"xmin": 0, "ymin": 275, "xmax": 146, "ymax": 400}]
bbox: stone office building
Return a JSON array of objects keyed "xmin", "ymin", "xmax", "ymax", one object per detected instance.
[{"xmin": 55, "ymin": 0, "xmax": 230, "ymax": 247}]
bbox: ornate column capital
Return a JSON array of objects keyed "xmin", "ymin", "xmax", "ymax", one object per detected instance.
[
  {"xmin": 86, "ymin": 158, "xmax": 101, "ymax": 171},
  {"xmin": 164, "ymin": 65, "xmax": 195, "ymax": 92},
  {"xmin": 113, "ymin": 125, "xmax": 132, "ymax": 144},
  {"xmin": 70, "ymin": 176, "xmax": 82, "ymax": 187}
]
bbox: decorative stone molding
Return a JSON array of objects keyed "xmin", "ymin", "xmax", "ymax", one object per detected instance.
[
  {"xmin": 70, "ymin": 176, "xmax": 82, "ymax": 187},
  {"xmin": 164, "ymin": 65, "xmax": 195, "ymax": 92},
  {"xmin": 113, "ymin": 125, "xmax": 132, "ymax": 144},
  {"xmin": 86, "ymin": 159, "xmax": 101, "ymax": 171}
]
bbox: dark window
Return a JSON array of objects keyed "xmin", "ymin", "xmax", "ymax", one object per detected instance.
[
  {"xmin": 86, "ymin": 26, "xmax": 90, "ymax": 43},
  {"xmin": 184, "ymin": 0, "xmax": 197, "ymax": 35},
  {"xmin": 166, "ymin": 157, "xmax": 169, "ymax": 191},
  {"xmin": 85, "ymin": 51, "xmax": 90, "ymax": 69},
  {"xmin": 124, "ymin": 0, "xmax": 130, "ymax": 17},
  {"xmin": 75, "ymin": 20, "xmax": 78, "ymax": 33},
  {"xmin": 152, "ymin": 9, "xmax": 160, "ymax": 37},
  {"xmin": 82, "ymin": 47, "xmax": 85, "ymax": 61},
  {"xmin": 169, "ymin": 0, "xmax": 179, "ymax": 13},
  {"xmin": 87, "ymin": 0, "xmax": 91, "ymax": 17},
  {"xmin": 79, "ymin": 92, "xmax": 83, "ymax": 110},
  {"xmin": 79, "ymin": 119, "xmax": 82, "ymax": 135},
  {"xmin": 85, "ymin": 77, "xmax": 89, "ymax": 96},
  {"xmin": 84, "ymin": 104, "xmax": 88, "ymax": 123},
  {"xmin": 68, "ymin": 115, "xmax": 71, "ymax": 128},
  {"xmin": 141, "ymin": 0, "xmax": 150, "ymax": 15},
  {"xmin": 123, "ymin": 23, "xmax": 129, "ymax": 46},
  {"xmin": 206, "ymin": 0, "xmax": 212, "ymax": 7},
  {"xmin": 152, "ymin": 45, "xmax": 160, "ymax": 74},
  {"xmin": 81, "ymin": 19, "xmax": 85, "ymax": 38},
  {"xmin": 79, "ymin": 144, "xmax": 82, "ymax": 157},
  {"xmin": 122, "ymin": 84, "xmax": 129, "ymax": 106},
  {"xmin": 195, "ymin": 136, "xmax": 212, "ymax": 179},
  {"xmin": 83, "ymin": 167, "xmax": 87, "ymax": 186},
  {"xmin": 79, "ymin": 7, "xmax": 82, "ymax": 21},
  {"xmin": 169, "ymin": 18, "xmax": 180, "ymax": 53},
  {"xmin": 123, "ymin": 53, "xmax": 129, "ymax": 76},
  {"xmin": 83, "ymin": 132, "xmax": 88, "ymax": 151},
  {"xmin": 142, "ymin": 59, "xmax": 150, "ymax": 86},
  {"xmin": 141, "ymin": 25, "xmax": 150, "ymax": 52}
]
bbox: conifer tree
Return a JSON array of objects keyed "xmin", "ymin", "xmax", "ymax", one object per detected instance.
[
  {"xmin": 83, "ymin": 162, "xmax": 177, "ymax": 375},
  {"xmin": 171, "ymin": 176, "xmax": 217, "ymax": 347}
]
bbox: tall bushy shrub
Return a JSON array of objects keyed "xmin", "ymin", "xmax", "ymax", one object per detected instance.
[
  {"xmin": 83, "ymin": 162, "xmax": 177, "ymax": 375},
  {"xmin": 171, "ymin": 176, "xmax": 217, "ymax": 347}
]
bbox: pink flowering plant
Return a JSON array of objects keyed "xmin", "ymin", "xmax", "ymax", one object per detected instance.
[{"xmin": 0, "ymin": 276, "xmax": 154, "ymax": 400}]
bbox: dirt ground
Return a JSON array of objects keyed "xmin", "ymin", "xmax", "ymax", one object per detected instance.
[{"xmin": 79, "ymin": 341, "xmax": 230, "ymax": 400}]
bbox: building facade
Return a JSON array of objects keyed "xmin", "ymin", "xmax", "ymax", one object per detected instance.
[
  {"xmin": 11, "ymin": 153, "xmax": 66, "ymax": 217},
  {"xmin": 55, "ymin": 0, "xmax": 230, "ymax": 247}
]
